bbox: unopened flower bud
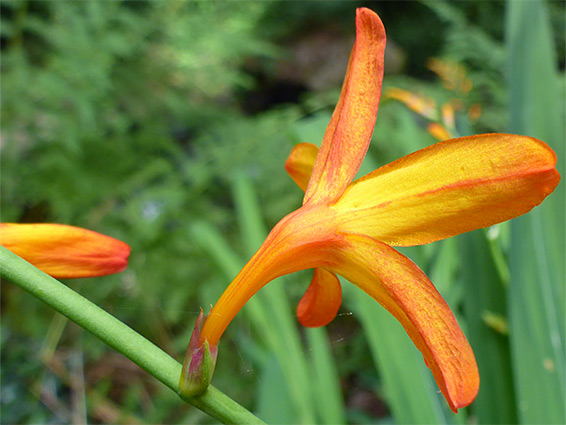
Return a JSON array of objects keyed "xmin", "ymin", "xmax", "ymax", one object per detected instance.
[{"xmin": 179, "ymin": 310, "xmax": 218, "ymax": 398}]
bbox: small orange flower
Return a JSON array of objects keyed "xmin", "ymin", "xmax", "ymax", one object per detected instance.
[
  {"xmin": 427, "ymin": 58, "xmax": 473, "ymax": 94},
  {"xmin": 0, "ymin": 223, "xmax": 130, "ymax": 278},
  {"xmin": 194, "ymin": 8, "xmax": 559, "ymax": 411},
  {"xmin": 384, "ymin": 87, "xmax": 438, "ymax": 120},
  {"xmin": 427, "ymin": 122, "xmax": 453, "ymax": 141}
]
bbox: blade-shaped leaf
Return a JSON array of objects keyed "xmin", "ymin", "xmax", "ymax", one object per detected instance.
[
  {"xmin": 256, "ymin": 355, "xmax": 298, "ymax": 424},
  {"xmin": 460, "ymin": 230, "xmax": 517, "ymax": 423},
  {"xmin": 506, "ymin": 0, "xmax": 565, "ymax": 423},
  {"xmin": 306, "ymin": 327, "xmax": 346, "ymax": 424}
]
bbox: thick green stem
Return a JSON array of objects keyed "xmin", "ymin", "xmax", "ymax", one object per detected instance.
[{"xmin": 0, "ymin": 246, "xmax": 265, "ymax": 425}]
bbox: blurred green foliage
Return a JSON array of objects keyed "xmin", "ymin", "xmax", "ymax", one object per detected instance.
[{"xmin": 1, "ymin": 1, "xmax": 564, "ymax": 424}]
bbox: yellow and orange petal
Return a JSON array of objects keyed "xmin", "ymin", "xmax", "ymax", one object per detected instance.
[
  {"xmin": 297, "ymin": 268, "xmax": 342, "ymax": 327},
  {"xmin": 335, "ymin": 134, "xmax": 560, "ymax": 246},
  {"xmin": 304, "ymin": 8, "xmax": 386, "ymax": 205},
  {"xmin": 0, "ymin": 223, "xmax": 130, "ymax": 278},
  {"xmin": 330, "ymin": 232, "xmax": 479, "ymax": 412},
  {"xmin": 285, "ymin": 143, "xmax": 319, "ymax": 192}
]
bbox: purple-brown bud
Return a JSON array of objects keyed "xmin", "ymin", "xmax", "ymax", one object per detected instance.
[{"xmin": 179, "ymin": 309, "xmax": 218, "ymax": 397}]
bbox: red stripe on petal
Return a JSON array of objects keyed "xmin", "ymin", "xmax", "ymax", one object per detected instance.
[{"xmin": 336, "ymin": 134, "xmax": 560, "ymax": 246}]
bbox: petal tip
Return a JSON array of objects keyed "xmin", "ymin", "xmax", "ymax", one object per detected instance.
[
  {"xmin": 296, "ymin": 268, "xmax": 342, "ymax": 328},
  {"xmin": 446, "ymin": 372, "xmax": 480, "ymax": 413}
]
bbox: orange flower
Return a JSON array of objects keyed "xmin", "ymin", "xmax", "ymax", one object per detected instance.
[
  {"xmin": 0, "ymin": 223, "xmax": 130, "ymax": 278},
  {"xmin": 195, "ymin": 8, "xmax": 559, "ymax": 411}
]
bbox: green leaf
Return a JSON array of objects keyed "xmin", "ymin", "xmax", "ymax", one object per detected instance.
[
  {"xmin": 306, "ymin": 327, "xmax": 346, "ymax": 424},
  {"xmin": 459, "ymin": 230, "xmax": 517, "ymax": 424},
  {"xmin": 256, "ymin": 355, "xmax": 298, "ymax": 424},
  {"xmin": 506, "ymin": 0, "xmax": 565, "ymax": 423}
]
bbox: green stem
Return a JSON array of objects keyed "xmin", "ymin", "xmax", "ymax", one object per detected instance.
[{"xmin": 0, "ymin": 246, "xmax": 265, "ymax": 425}]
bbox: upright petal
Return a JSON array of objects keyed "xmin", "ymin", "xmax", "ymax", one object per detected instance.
[
  {"xmin": 304, "ymin": 8, "xmax": 385, "ymax": 205},
  {"xmin": 297, "ymin": 268, "xmax": 342, "ymax": 327},
  {"xmin": 330, "ymin": 232, "xmax": 479, "ymax": 412},
  {"xmin": 0, "ymin": 223, "xmax": 130, "ymax": 278},
  {"xmin": 335, "ymin": 134, "xmax": 560, "ymax": 246}
]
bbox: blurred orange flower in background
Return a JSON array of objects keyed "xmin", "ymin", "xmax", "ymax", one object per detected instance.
[{"xmin": 0, "ymin": 223, "xmax": 130, "ymax": 279}]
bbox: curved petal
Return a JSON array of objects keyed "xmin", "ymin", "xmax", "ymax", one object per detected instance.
[
  {"xmin": 200, "ymin": 204, "xmax": 344, "ymax": 346},
  {"xmin": 0, "ymin": 223, "xmax": 130, "ymax": 278},
  {"xmin": 330, "ymin": 232, "xmax": 479, "ymax": 412},
  {"xmin": 285, "ymin": 143, "xmax": 319, "ymax": 192},
  {"xmin": 297, "ymin": 268, "xmax": 342, "ymax": 327},
  {"xmin": 335, "ymin": 134, "xmax": 560, "ymax": 246},
  {"xmin": 304, "ymin": 8, "xmax": 385, "ymax": 205},
  {"xmin": 286, "ymin": 144, "xmax": 343, "ymax": 327}
]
